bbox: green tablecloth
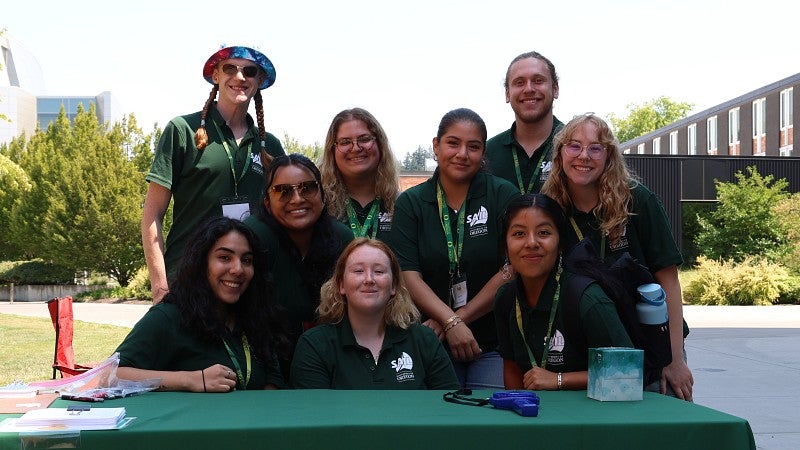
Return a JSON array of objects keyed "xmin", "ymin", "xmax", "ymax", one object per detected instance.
[{"xmin": 0, "ymin": 390, "xmax": 755, "ymax": 450}]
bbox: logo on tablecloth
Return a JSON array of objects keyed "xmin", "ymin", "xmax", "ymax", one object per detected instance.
[{"xmin": 392, "ymin": 352, "xmax": 415, "ymax": 382}]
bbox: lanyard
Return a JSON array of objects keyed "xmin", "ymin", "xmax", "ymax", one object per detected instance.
[
  {"xmin": 568, "ymin": 216, "xmax": 606, "ymax": 259},
  {"xmin": 222, "ymin": 334, "xmax": 252, "ymax": 390},
  {"xmin": 512, "ymin": 146, "xmax": 548, "ymax": 194},
  {"xmin": 212, "ymin": 120, "xmax": 252, "ymax": 197},
  {"xmin": 514, "ymin": 268, "xmax": 561, "ymax": 370},
  {"xmin": 347, "ymin": 198, "xmax": 381, "ymax": 238},
  {"xmin": 436, "ymin": 182, "xmax": 466, "ymax": 275}
]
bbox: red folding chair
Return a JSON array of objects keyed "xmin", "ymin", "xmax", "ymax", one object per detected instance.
[{"xmin": 47, "ymin": 296, "xmax": 92, "ymax": 378}]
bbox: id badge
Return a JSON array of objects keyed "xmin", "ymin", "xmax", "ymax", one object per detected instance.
[
  {"xmin": 450, "ymin": 272, "xmax": 468, "ymax": 309},
  {"xmin": 221, "ymin": 196, "xmax": 251, "ymax": 221}
]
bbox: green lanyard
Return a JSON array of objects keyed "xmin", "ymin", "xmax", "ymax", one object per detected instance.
[
  {"xmin": 212, "ymin": 120, "xmax": 252, "ymax": 197},
  {"xmin": 568, "ymin": 216, "xmax": 606, "ymax": 259},
  {"xmin": 347, "ymin": 198, "xmax": 381, "ymax": 238},
  {"xmin": 436, "ymin": 182, "xmax": 466, "ymax": 275},
  {"xmin": 514, "ymin": 268, "xmax": 561, "ymax": 370},
  {"xmin": 222, "ymin": 334, "xmax": 251, "ymax": 390},
  {"xmin": 512, "ymin": 146, "xmax": 548, "ymax": 194}
]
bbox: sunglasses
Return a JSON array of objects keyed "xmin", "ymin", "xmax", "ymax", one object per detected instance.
[
  {"xmin": 221, "ymin": 63, "xmax": 260, "ymax": 78},
  {"xmin": 269, "ymin": 180, "xmax": 320, "ymax": 201}
]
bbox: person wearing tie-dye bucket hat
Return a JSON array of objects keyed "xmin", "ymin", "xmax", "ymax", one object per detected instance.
[{"xmin": 142, "ymin": 45, "xmax": 285, "ymax": 304}]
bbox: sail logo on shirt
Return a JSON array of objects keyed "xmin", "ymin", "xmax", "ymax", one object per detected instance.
[
  {"xmin": 467, "ymin": 206, "xmax": 489, "ymax": 237},
  {"xmin": 392, "ymin": 352, "xmax": 415, "ymax": 382},
  {"xmin": 545, "ymin": 329, "xmax": 566, "ymax": 366},
  {"xmin": 540, "ymin": 161, "xmax": 552, "ymax": 181},
  {"xmin": 379, "ymin": 211, "xmax": 393, "ymax": 232},
  {"xmin": 252, "ymin": 151, "xmax": 264, "ymax": 175},
  {"xmin": 609, "ymin": 225, "xmax": 630, "ymax": 251}
]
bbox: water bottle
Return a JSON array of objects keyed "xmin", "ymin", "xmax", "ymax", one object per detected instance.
[{"xmin": 635, "ymin": 283, "xmax": 672, "ymax": 368}]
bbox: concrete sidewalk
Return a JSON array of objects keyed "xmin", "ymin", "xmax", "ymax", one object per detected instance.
[{"xmin": 1, "ymin": 301, "xmax": 798, "ymax": 449}]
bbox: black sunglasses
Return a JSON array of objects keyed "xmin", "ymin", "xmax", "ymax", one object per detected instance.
[
  {"xmin": 221, "ymin": 63, "xmax": 260, "ymax": 78},
  {"xmin": 442, "ymin": 389, "xmax": 490, "ymax": 407},
  {"xmin": 269, "ymin": 180, "xmax": 320, "ymax": 201}
]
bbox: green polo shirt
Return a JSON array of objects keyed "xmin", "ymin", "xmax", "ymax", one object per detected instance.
[
  {"xmin": 146, "ymin": 104, "xmax": 285, "ymax": 275},
  {"xmin": 290, "ymin": 318, "xmax": 459, "ymax": 390},
  {"xmin": 494, "ymin": 274, "xmax": 633, "ymax": 374},
  {"xmin": 563, "ymin": 183, "xmax": 684, "ymax": 273},
  {"xmin": 485, "ymin": 118, "xmax": 563, "ymax": 194},
  {"xmin": 242, "ymin": 215, "xmax": 354, "ymax": 338},
  {"xmin": 339, "ymin": 197, "xmax": 393, "ymax": 242},
  {"xmin": 388, "ymin": 170, "xmax": 520, "ymax": 351},
  {"xmin": 116, "ymin": 302, "xmax": 284, "ymax": 389}
]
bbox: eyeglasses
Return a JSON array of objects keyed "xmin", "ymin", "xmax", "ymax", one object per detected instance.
[
  {"xmin": 562, "ymin": 141, "xmax": 606, "ymax": 159},
  {"xmin": 335, "ymin": 135, "xmax": 375, "ymax": 152},
  {"xmin": 269, "ymin": 180, "xmax": 320, "ymax": 201},
  {"xmin": 221, "ymin": 63, "xmax": 260, "ymax": 78}
]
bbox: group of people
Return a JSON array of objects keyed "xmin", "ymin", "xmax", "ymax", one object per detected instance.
[{"xmin": 116, "ymin": 45, "xmax": 693, "ymax": 401}]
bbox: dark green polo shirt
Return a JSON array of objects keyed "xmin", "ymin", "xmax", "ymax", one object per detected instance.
[
  {"xmin": 339, "ymin": 197, "xmax": 393, "ymax": 242},
  {"xmin": 494, "ymin": 273, "xmax": 633, "ymax": 374},
  {"xmin": 116, "ymin": 302, "xmax": 284, "ymax": 389},
  {"xmin": 290, "ymin": 319, "xmax": 459, "ymax": 390},
  {"xmin": 563, "ymin": 183, "xmax": 684, "ymax": 273},
  {"xmin": 146, "ymin": 103, "xmax": 285, "ymax": 275},
  {"xmin": 388, "ymin": 170, "xmax": 520, "ymax": 351},
  {"xmin": 242, "ymin": 215, "xmax": 354, "ymax": 338},
  {"xmin": 485, "ymin": 118, "xmax": 563, "ymax": 194}
]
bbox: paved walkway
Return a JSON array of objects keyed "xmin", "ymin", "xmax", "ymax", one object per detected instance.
[{"xmin": 1, "ymin": 301, "xmax": 798, "ymax": 449}]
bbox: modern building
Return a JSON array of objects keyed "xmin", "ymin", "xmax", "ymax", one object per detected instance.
[
  {"xmin": 621, "ymin": 73, "xmax": 798, "ymax": 157},
  {"xmin": 1, "ymin": 34, "xmax": 122, "ymax": 145}
]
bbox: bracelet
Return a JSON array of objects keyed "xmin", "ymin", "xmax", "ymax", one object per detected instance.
[
  {"xmin": 557, "ymin": 372, "xmax": 563, "ymax": 390},
  {"xmin": 201, "ymin": 369, "xmax": 206, "ymax": 392},
  {"xmin": 442, "ymin": 315, "xmax": 460, "ymax": 329},
  {"xmin": 443, "ymin": 317, "xmax": 463, "ymax": 333}
]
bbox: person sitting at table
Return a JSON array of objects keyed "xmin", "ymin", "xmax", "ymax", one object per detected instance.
[
  {"xmin": 319, "ymin": 107, "xmax": 399, "ymax": 241},
  {"xmin": 494, "ymin": 193, "xmax": 632, "ymax": 390},
  {"xmin": 290, "ymin": 238, "xmax": 459, "ymax": 389},
  {"xmin": 116, "ymin": 217, "xmax": 287, "ymax": 392},
  {"xmin": 243, "ymin": 153, "xmax": 353, "ymax": 376}
]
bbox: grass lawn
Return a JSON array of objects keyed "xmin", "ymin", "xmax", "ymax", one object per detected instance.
[{"xmin": 0, "ymin": 313, "xmax": 130, "ymax": 386}]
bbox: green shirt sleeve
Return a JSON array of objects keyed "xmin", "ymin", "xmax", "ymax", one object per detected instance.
[
  {"xmin": 413, "ymin": 325, "xmax": 460, "ymax": 390},
  {"xmin": 578, "ymin": 284, "xmax": 634, "ymax": 348},
  {"xmin": 290, "ymin": 328, "xmax": 334, "ymax": 389}
]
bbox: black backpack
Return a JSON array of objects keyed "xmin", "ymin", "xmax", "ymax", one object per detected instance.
[{"xmin": 562, "ymin": 238, "xmax": 672, "ymax": 386}]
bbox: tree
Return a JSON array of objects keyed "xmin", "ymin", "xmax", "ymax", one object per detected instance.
[
  {"xmin": 0, "ymin": 153, "xmax": 31, "ymax": 259},
  {"xmin": 402, "ymin": 145, "xmax": 433, "ymax": 171},
  {"xmin": 695, "ymin": 166, "xmax": 789, "ymax": 262},
  {"xmin": 282, "ymin": 132, "xmax": 322, "ymax": 163},
  {"xmin": 8, "ymin": 105, "xmax": 153, "ymax": 285},
  {"xmin": 609, "ymin": 96, "xmax": 694, "ymax": 143}
]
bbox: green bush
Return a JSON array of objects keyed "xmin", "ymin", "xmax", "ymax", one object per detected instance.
[
  {"xmin": 0, "ymin": 260, "xmax": 74, "ymax": 284},
  {"xmin": 74, "ymin": 266, "xmax": 151, "ymax": 301},
  {"xmin": 684, "ymin": 256, "xmax": 792, "ymax": 305}
]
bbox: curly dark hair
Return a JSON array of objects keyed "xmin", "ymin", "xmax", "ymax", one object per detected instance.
[{"xmin": 165, "ymin": 216, "xmax": 288, "ymax": 363}]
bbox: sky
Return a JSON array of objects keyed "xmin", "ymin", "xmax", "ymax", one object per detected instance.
[{"xmin": 4, "ymin": 0, "xmax": 798, "ymax": 159}]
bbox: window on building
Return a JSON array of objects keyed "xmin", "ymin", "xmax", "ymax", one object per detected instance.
[
  {"xmin": 752, "ymin": 97, "xmax": 766, "ymax": 156},
  {"xmin": 652, "ymin": 137, "xmax": 661, "ymax": 155},
  {"xmin": 687, "ymin": 123, "xmax": 697, "ymax": 155},
  {"xmin": 669, "ymin": 131, "xmax": 678, "ymax": 154},
  {"xmin": 780, "ymin": 88, "xmax": 794, "ymax": 155},
  {"xmin": 728, "ymin": 107, "xmax": 740, "ymax": 155},
  {"xmin": 637, "ymin": 143, "xmax": 645, "ymax": 154},
  {"xmin": 707, "ymin": 116, "xmax": 718, "ymax": 155}
]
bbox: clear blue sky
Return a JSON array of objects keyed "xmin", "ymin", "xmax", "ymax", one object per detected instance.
[{"xmin": 4, "ymin": 0, "xmax": 798, "ymax": 157}]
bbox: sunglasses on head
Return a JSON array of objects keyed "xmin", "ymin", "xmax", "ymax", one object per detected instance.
[
  {"xmin": 221, "ymin": 63, "xmax": 260, "ymax": 78},
  {"xmin": 270, "ymin": 180, "xmax": 320, "ymax": 201}
]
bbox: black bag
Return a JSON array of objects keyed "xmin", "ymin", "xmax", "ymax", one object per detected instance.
[{"xmin": 562, "ymin": 238, "xmax": 672, "ymax": 386}]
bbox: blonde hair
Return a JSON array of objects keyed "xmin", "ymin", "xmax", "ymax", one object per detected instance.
[
  {"xmin": 318, "ymin": 238, "xmax": 419, "ymax": 329},
  {"xmin": 541, "ymin": 113, "xmax": 638, "ymax": 243},
  {"xmin": 319, "ymin": 108, "xmax": 398, "ymax": 220}
]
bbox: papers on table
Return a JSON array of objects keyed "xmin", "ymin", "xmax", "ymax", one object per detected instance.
[{"xmin": 0, "ymin": 407, "xmax": 134, "ymax": 432}]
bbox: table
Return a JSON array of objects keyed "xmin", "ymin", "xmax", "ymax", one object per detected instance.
[{"xmin": 0, "ymin": 390, "xmax": 755, "ymax": 450}]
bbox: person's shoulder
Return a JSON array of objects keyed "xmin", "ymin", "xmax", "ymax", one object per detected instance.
[
  {"xmin": 331, "ymin": 219, "xmax": 354, "ymax": 240},
  {"xmin": 486, "ymin": 126, "xmax": 513, "ymax": 147},
  {"xmin": 300, "ymin": 323, "xmax": 338, "ymax": 343}
]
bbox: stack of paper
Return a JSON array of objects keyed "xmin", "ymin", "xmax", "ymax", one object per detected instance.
[{"xmin": 16, "ymin": 407, "xmax": 127, "ymax": 428}]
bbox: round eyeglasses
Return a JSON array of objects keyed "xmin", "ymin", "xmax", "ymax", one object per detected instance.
[
  {"xmin": 562, "ymin": 141, "xmax": 606, "ymax": 160},
  {"xmin": 335, "ymin": 135, "xmax": 375, "ymax": 152}
]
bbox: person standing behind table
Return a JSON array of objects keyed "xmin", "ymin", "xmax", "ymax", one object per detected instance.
[
  {"xmin": 388, "ymin": 108, "xmax": 520, "ymax": 390},
  {"xmin": 320, "ymin": 108, "xmax": 399, "ymax": 241},
  {"xmin": 541, "ymin": 113, "xmax": 694, "ymax": 401},
  {"xmin": 243, "ymin": 154, "xmax": 353, "ymax": 376},
  {"xmin": 116, "ymin": 217, "xmax": 288, "ymax": 392},
  {"xmin": 494, "ymin": 194, "xmax": 633, "ymax": 391},
  {"xmin": 485, "ymin": 51, "xmax": 563, "ymax": 194},
  {"xmin": 142, "ymin": 45, "xmax": 285, "ymax": 304},
  {"xmin": 291, "ymin": 238, "xmax": 459, "ymax": 390}
]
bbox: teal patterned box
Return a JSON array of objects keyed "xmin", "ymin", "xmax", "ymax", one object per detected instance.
[{"xmin": 587, "ymin": 347, "xmax": 643, "ymax": 401}]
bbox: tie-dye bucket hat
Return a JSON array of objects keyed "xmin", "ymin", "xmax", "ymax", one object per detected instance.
[{"xmin": 203, "ymin": 45, "xmax": 276, "ymax": 90}]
